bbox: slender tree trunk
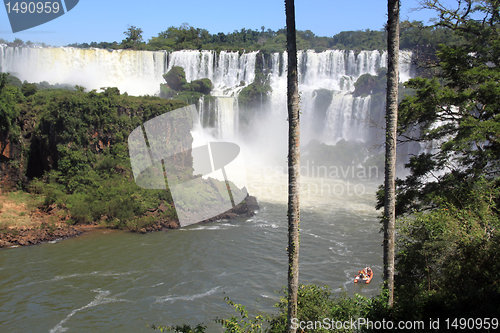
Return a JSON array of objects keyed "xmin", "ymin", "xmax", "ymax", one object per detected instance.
[
  {"xmin": 285, "ymin": 0, "xmax": 300, "ymax": 332},
  {"xmin": 384, "ymin": 0, "xmax": 400, "ymax": 308}
]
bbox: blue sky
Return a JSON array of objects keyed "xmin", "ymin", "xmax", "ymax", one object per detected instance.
[{"xmin": 0, "ymin": 0, "xmax": 444, "ymax": 46}]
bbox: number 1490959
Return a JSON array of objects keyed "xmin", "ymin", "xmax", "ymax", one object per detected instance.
[
  {"xmin": 445, "ymin": 318, "xmax": 498, "ymax": 330},
  {"xmin": 5, "ymin": 2, "xmax": 60, "ymax": 14}
]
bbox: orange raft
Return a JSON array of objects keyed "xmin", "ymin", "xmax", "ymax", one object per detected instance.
[{"xmin": 354, "ymin": 267, "xmax": 373, "ymax": 284}]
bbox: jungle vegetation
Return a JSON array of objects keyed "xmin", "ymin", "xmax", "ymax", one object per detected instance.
[
  {"xmin": 17, "ymin": 20, "xmax": 463, "ymax": 53},
  {"xmin": 0, "ymin": 77, "xmax": 187, "ymax": 231}
]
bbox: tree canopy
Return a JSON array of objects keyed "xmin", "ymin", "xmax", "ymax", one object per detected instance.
[
  {"xmin": 60, "ymin": 21, "xmax": 462, "ymax": 53},
  {"xmin": 122, "ymin": 25, "xmax": 144, "ymax": 49},
  {"xmin": 389, "ymin": 0, "xmax": 500, "ymax": 216}
]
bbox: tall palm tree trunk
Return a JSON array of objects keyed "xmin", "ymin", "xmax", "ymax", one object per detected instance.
[
  {"xmin": 384, "ymin": 0, "xmax": 400, "ymax": 308},
  {"xmin": 285, "ymin": 0, "xmax": 300, "ymax": 331}
]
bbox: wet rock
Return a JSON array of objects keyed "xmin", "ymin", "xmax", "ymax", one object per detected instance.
[
  {"xmin": 0, "ymin": 240, "xmax": 13, "ymax": 248},
  {"xmin": 165, "ymin": 220, "xmax": 180, "ymax": 229},
  {"xmin": 0, "ymin": 224, "xmax": 87, "ymax": 248}
]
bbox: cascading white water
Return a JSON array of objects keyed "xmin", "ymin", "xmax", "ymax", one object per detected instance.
[
  {"xmin": 298, "ymin": 50, "xmax": 353, "ymax": 91},
  {"xmin": 163, "ymin": 50, "xmax": 257, "ymax": 138},
  {"xmin": 166, "ymin": 50, "xmax": 257, "ymax": 96},
  {"xmin": 0, "ymin": 45, "xmax": 412, "ymax": 144},
  {"xmin": 0, "ymin": 45, "xmax": 167, "ymax": 96},
  {"xmin": 215, "ymin": 97, "xmax": 238, "ymax": 141},
  {"xmin": 265, "ymin": 49, "xmax": 412, "ymax": 145},
  {"xmin": 398, "ymin": 51, "xmax": 413, "ymax": 83},
  {"xmin": 167, "ymin": 50, "xmax": 215, "ymax": 85},
  {"xmin": 198, "ymin": 95, "xmax": 205, "ymax": 127}
]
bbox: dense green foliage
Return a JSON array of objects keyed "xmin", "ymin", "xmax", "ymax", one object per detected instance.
[
  {"xmin": 159, "ymin": 66, "xmax": 214, "ymax": 105},
  {"xmin": 1, "ymin": 77, "xmax": 243, "ymax": 231},
  {"xmin": 387, "ymin": 0, "xmax": 500, "ymax": 217},
  {"xmin": 331, "ymin": 30, "xmax": 386, "ymax": 51},
  {"xmin": 266, "ymin": 285, "xmax": 374, "ymax": 333},
  {"xmin": 0, "ymin": 73, "xmax": 23, "ymax": 142},
  {"xmin": 31, "ymin": 88, "xmax": 187, "ymax": 228},
  {"xmin": 353, "ymin": 70, "xmax": 387, "ymax": 98},
  {"xmin": 122, "ymin": 26, "xmax": 144, "ymax": 50},
  {"xmin": 152, "ymin": 285, "xmax": 385, "ymax": 333},
  {"xmin": 163, "ymin": 66, "xmax": 188, "ymax": 92},
  {"xmin": 238, "ymin": 74, "xmax": 271, "ymax": 110},
  {"xmin": 191, "ymin": 78, "xmax": 213, "ymax": 95},
  {"xmin": 1, "ymin": 79, "xmax": 188, "ymax": 229},
  {"xmin": 395, "ymin": 179, "xmax": 500, "ymax": 317},
  {"xmin": 4, "ymin": 73, "xmax": 23, "ymax": 88}
]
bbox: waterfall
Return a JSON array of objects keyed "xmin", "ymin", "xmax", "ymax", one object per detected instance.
[
  {"xmin": 0, "ymin": 45, "xmax": 167, "ymax": 96},
  {"xmin": 198, "ymin": 95, "xmax": 205, "ymax": 127},
  {"xmin": 322, "ymin": 95, "xmax": 373, "ymax": 144},
  {"xmin": 356, "ymin": 50, "xmax": 381, "ymax": 77},
  {"xmin": 161, "ymin": 50, "xmax": 256, "ymax": 138},
  {"xmin": 215, "ymin": 97, "xmax": 238, "ymax": 141},
  {"xmin": 0, "ymin": 45, "xmax": 413, "ymax": 145},
  {"xmin": 265, "ymin": 50, "xmax": 403, "ymax": 144},
  {"xmin": 166, "ymin": 50, "xmax": 257, "ymax": 96},
  {"xmin": 264, "ymin": 49, "xmax": 413, "ymax": 144},
  {"xmin": 167, "ymin": 50, "xmax": 215, "ymax": 85},
  {"xmin": 398, "ymin": 50, "xmax": 413, "ymax": 83}
]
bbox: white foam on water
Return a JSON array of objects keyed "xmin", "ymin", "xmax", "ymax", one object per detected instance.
[
  {"xmin": 252, "ymin": 223, "xmax": 280, "ymax": 229},
  {"xmin": 57, "ymin": 271, "xmax": 101, "ymax": 280},
  {"xmin": 49, "ymin": 289, "xmax": 131, "ymax": 333},
  {"xmin": 328, "ymin": 245, "xmax": 352, "ymax": 256},
  {"xmin": 153, "ymin": 286, "xmax": 220, "ymax": 304},
  {"xmin": 23, "ymin": 271, "xmax": 139, "ymax": 288},
  {"xmin": 188, "ymin": 223, "xmax": 237, "ymax": 231}
]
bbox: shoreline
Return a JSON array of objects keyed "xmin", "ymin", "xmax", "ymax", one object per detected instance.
[
  {"xmin": 0, "ymin": 195, "xmax": 259, "ymax": 249},
  {"xmin": 0, "ymin": 224, "xmax": 100, "ymax": 248}
]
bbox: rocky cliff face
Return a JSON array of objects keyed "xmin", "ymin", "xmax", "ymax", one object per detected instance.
[
  {"xmin": 0, "ymin": 133, "xmax": 16, "ymax": 190},
  {"xmin": 0, "ymin": 89, "xmax": 189, "ymax": 190},
  {"xmin": 0, "ymin": 108, "xmax": 36, "ymax": 189}
]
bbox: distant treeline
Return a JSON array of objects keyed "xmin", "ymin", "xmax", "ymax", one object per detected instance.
[{"xmin": 53, "ymin": 21, "xmax": 462, "ymax": 53}]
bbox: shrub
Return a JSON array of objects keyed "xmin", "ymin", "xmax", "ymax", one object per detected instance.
[{"xmin": 163, "ymin": 66, "xmax": 187, "ymax": 91}]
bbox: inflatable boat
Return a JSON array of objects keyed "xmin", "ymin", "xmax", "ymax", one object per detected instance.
[{"xmin": 354, "ymin": 267, "xmax": 373, "ymax": 284}]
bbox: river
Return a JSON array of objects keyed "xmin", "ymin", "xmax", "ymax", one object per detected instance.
[{"xmin": 0, "ymin": 162, "xmax": 382, "ymax": 332}]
